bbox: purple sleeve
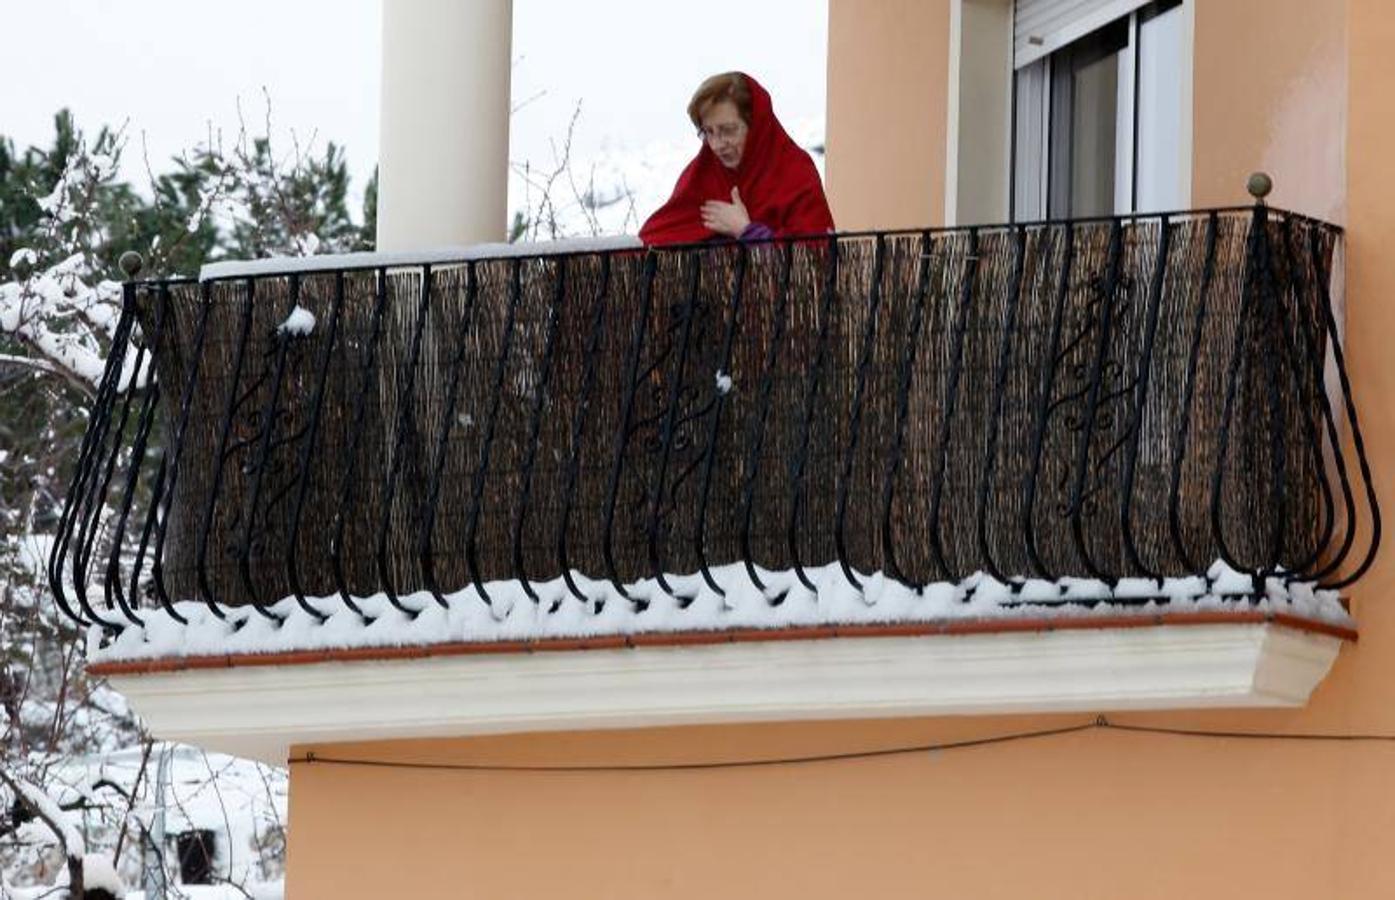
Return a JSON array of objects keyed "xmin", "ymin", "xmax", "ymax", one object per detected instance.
[{"xmin": 739, "ymin": 222, "xmax": 775, "ymax": 242}]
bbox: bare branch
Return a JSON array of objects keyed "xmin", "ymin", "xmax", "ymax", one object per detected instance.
[
  {"xmin": 0, "ymin": 354, "xmax": 67, "ymax": 380},
  {"xmin": 0, "ymin": 769, "xmax": 84, "ymax": 895},
  {"xmin": 511, "ymin": 88, "xmax": 548, "ymax": 114}
]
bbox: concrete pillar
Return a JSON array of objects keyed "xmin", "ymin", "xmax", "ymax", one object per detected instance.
[{"xmin": 377, "ymin": 0, "xmax": 513, "ymax": 250}]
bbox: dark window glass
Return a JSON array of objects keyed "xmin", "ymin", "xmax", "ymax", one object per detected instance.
[{"xmin": 1047, "ymin": 17, "xmax": 1128, "ymax": 217}]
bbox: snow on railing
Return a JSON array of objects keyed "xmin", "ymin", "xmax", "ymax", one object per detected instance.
[
  {"xmin": 50, "ymin": 204, "xmax": 1380, "ymax": 646},
  {"xmin": 91, "ymin": 559, "xmax": 1354, "ymax": 664}
]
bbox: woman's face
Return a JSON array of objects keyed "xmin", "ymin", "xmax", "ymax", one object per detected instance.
[{"xmin": 699, "ymin": 99, "xmax": 748, "ymax": 170}]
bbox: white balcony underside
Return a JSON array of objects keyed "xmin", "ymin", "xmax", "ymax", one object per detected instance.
[{"xmin": 104, "ymin": 621, "xmax": 1343, "ymax": 766}]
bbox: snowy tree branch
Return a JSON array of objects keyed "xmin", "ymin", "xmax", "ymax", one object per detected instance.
[{"xmin": 0, "ymin": 770, "xmax": 84, "ymax": 896}]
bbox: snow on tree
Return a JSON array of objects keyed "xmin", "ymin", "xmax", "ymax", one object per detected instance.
[
  {"xmin": 0, "ymin": 102, "xmax": 353, "ymax": 898},
  {"xmin": 0, "ymin": 95, "xmax": 825, "ymax": 897}
]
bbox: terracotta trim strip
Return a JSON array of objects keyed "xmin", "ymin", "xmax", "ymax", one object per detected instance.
[{"xmin": 87, "ymin": 609, "xmax": 1357, "ymax": 678}]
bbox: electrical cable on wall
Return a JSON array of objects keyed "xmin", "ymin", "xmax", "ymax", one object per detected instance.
[{"xmin": 287, "ymin": 716, "xmax": 1395, "ymax": 774}]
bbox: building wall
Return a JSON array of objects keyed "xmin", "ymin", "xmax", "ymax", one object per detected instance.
[
  {"xmin": 825, "ymin": 0, "xmax": 951, "ymax": 229},
  {"xmin": 826, "ymin": 0, "xmax": 1348, "ymax": 226},
  {"xmin": 1191, "ymin": 0, "xmax": 1347, "ymax": 221},
  {"xmin": 285, "ymin": 3, "xmax": 1395, "ymax": 897},
  {"xmin": 288, "ymin": 702, "xmax": 1395, "ymax": 898},
  {"xmin": 1335, "ymin": 0, "xmax": 1395, "ymax": 751}
]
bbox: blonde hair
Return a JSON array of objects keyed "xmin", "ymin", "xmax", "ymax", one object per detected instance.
[{"xmin": 687, "ymin": 72, "xmax": 753, "ymax": 128}]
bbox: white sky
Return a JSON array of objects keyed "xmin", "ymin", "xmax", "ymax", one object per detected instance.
[{"xmin": 1, "ymin": 0, "xmax": 828, "ymax": 210}]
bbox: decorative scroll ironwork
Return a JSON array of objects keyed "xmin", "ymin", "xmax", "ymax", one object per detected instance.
[{"xmin": 50, "ymin": 206, "xmax": 1382, "ymax": 636}]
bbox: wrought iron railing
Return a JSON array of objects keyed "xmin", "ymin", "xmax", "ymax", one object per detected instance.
[{"xmin": 49, "ymin": 204, "xmax": 1379, "ymax": 633}]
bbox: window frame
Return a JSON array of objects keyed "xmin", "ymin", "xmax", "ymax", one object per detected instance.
[{"xmin": 1010, "ymin": 0, "xmax": 1185, "ymax": 222}]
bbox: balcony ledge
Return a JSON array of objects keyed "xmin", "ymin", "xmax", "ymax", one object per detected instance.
[
  {"xmin": 196, "ymin": 234, "xmax": 643, "ymax": 281},
  {"xmin": 92, "ymin": 610, "xmax": 1352, "ymax": 767}
]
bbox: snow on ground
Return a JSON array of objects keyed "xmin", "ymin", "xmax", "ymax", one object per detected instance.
[
  {"xmin": 81, "ymin": 854, "xmax": 123, "ymax": 894},
  {"xmin": 95, "ymin": 744, "xmax": 286, "ymax": 886},
  {"xmin": 90, "ymin": 560, "xmax": 1351, "ymax": 664},
  {"xmin": 19, "ymin": 743, "xmax": 288, "ymax": 895},
  {"xmin": 124, "ymin": 885, "xmax": 283, "ymax": 899},
  {"xmin": 4, "ymin": 880, "xmax": 284, "ymax": 900}
]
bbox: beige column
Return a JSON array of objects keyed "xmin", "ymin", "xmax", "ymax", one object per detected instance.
[{"xmin": 376, "ymin": 0, "xmax": 513, "ymax": 250}]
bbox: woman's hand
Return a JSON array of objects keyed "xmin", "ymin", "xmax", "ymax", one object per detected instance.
[{"xmin": 701, "ymin": 187, "xmax": 751, "ymax": 237}]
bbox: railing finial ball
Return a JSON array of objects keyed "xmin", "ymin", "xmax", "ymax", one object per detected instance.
[
  {"xmin": 118, "ymin": 251, "xmax": 144, "ymax": 280},
  {"xmin": 1247, "ymin": 171, "xmax": 1273, "ymax": 202}
]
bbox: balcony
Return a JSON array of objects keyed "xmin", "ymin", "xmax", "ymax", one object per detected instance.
[{"xmin": 51, "ymin": 205, "xmax": 1379, "ymax": 762}]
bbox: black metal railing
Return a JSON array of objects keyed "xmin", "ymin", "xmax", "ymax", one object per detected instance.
[{"xmin": 49, "ymin": 203, "xmax": 1380, "ymax": 633}]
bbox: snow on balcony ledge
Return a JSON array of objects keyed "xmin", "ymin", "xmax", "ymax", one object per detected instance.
[
  {"xmin": 197, "ymin": 235, "xmax": 644, "ymax": 281},
  {"xmin": 87, "ymin": 562, "xmax": 1356, "ymax": 766}
]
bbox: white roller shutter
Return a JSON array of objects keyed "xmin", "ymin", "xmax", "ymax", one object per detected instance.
[{"xmin": 1014, "ymin": 0, "xmax": 1152, "ymax": 67}]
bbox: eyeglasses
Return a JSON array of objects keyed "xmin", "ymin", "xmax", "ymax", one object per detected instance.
[{"xmin": 697, "ymin": 122, "xmax": 746, "ymax": 144}]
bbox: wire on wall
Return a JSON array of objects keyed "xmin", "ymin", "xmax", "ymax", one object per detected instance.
[{"xmin": 287, "ymin": 716, "xmax": 1395, "ymax": 774}]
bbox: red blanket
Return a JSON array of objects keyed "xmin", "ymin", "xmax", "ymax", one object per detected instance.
[{"xmin": 639, "ymin": 74, "xmax": 835, "ymax": 246}]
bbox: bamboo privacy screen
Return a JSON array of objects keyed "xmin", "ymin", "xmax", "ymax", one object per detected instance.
[{"xmin": 49, "ymin": 207, "xmax": 1379, "ymax": 630}]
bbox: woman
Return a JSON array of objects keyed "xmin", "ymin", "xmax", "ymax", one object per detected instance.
[{"xmin": 639, "ymin": 72, "xmax": 835, "ymax": 245}]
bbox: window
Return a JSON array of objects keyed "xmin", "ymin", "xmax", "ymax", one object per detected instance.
[
  {"xmin": 1012, "ymin": 0, "xmax": 1187, "ymax": 220},
  {"xmin": 177, "ymin": 829, "xmax": 216, "ymax": 885}
]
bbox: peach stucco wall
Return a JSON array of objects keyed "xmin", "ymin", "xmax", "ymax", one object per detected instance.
[
  {"xmin": 1333, "ymin": 0, "xmax": 1395, "ymax": 738},
  {"xmin": 825, "ymin": 0, "xmax": 950, "ymax": 229},
  {"xmin": 288, "ymin": 703, "xmax": 1395, "ymax": 898},
  {"xmin": 1191, "ymin": 0, "xmax": 1348, "ymax": 221},
  {"xmin": 284, "ymin": 4, "xmax": 1395, "ymax": 897}
]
